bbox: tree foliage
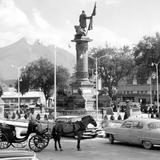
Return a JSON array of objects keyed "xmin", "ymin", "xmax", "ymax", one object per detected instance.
[
  {"xmin": 15, "ymin": 57, "xmax": 70, "ymax": 100},
  {"xmin": 89, "ymin": 45, "xmax": 134, "ymax": 98},
  {"xmin": 133, "ymin": 33, "xmax": 160, "ymax": 83}
]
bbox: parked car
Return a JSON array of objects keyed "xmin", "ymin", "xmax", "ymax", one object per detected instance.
[
  {"xmin": 0, "ymin": 150, "xmax": 39, "ymax": 160},
  {"xmin": 55, "ymin": 115, "xmax": 98, "ymax": 139},
  {"xmin": 104, "ymin": 117, "xmax": 160, "ymax": 149}
]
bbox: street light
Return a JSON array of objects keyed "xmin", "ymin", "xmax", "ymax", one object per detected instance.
[
  {"xmin": 11, "ymin": 65, "xmax": 24, "ymax": 111},
  {"xmin": 149, "ymin": 76, "xmax": 153, "ymax": 107},
  {"xmin": 54, "ymin": 45, "xmax": 57, "ymax": 120},
  {"xmin": 89, "ymin": 54, "xmax": 109, "ymax": 120},
  {"xmin": 152, "ymin": 62, "xmax": 160, "ymax": 113}
]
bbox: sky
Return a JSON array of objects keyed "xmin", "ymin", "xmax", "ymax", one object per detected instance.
[{"xmin": 0, "ymin": 0, "xmax": 160, "ymax": 55}]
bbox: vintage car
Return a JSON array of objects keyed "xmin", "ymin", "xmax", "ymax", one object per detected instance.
[
  {"xmin": 104, "ymin": 118, "xmax": 160, "ymax": 149},
  {"xmin": 0, "ymin": 150, "xmax": 39, "ymax": 160},
  {"xmin": 55, "ymin": 115, "xmax": 98, "ymax": 139}
]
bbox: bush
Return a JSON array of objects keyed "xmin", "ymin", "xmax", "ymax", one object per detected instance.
[
  {"xmin": 117, "ymin": 115, "xmax": 122, "ymax": 120},
  {"xmin": 110, "ymin": 115, "xmax": 115, "ymax": 120}
]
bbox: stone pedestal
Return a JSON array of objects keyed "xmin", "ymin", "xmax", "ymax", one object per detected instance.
[{"xmin": 71, "ymin": 35, "xmax": 95, "ymax": 111}]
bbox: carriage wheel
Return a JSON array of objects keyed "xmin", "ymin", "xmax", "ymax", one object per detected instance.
[
  {"xmin": 29, "ymin": 135, "xmax": 45, "ymax": 152},
  {"xmin": 41, "ymin": 134, "xmax": 50, "ymax": 148},
  {"xmin": 0, "ymin": 133, "xmax": 11, "ymax": 149}
]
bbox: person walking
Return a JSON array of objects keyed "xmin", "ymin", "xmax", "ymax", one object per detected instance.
[{"xmin": 124, "ymin": 100, "xmax": 131, "ymax": 120}]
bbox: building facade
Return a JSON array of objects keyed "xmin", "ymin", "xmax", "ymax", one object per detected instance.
[{"xmin": 117, "ymin": 76, "xmax": 159, "ymax": 104}]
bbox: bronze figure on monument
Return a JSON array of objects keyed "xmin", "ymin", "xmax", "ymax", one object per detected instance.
[{"xmin": 75, "ymin": 2, "xmax": 96, "ymax": 38}]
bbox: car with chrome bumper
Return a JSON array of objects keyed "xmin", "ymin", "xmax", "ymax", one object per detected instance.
[{"xmin": 104, "ymin": 117, "xmax": 160, "ymax": 149}]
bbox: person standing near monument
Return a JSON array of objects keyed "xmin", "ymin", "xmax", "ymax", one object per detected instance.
[{"xmin": 124, "ymin": 100, "xmax": 131, "ymax": 120}]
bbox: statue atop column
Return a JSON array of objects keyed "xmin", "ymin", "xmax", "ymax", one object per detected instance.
[
  {"xmin": 71, "ymin": 3, "xmax": 97, "ymax": 111},
  {"xmin": 74, "ymin": 3, "xmax": 96, "ymax": 38}
]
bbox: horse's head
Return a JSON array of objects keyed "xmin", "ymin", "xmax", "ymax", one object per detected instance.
[{"xmin": 82, "ymin": 115, "xmax": 97, "ymax": 127}]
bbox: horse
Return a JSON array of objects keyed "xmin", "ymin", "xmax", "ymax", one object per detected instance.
[{"xmin": 51, "ymin": 115, "xmax": 97, "ymax": 151}]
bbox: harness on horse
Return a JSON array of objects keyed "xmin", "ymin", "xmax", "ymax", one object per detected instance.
[
  {"xmin": 76, "ymin": 121, "xmax": 85, "ymax": 131},
  {"xmin": 55, "ymin": 121, "xmax": 85, "ymax": 136}
]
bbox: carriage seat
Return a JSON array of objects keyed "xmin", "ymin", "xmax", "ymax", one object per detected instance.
[
  {"xmin": 20, "ymin": 130, "xmax": 28, "ymax": 136},
  {"xmin": 37, "ymin": 127, "xmax": 48, "ymax": 135}
]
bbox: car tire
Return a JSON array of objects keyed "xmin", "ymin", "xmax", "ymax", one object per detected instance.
[
  {"xmin": 108, "ymin": 134, "xmax": 114, "ymax": 144},
  {"xmin": 142, "ymin": 141, "xmax": 153, "ymax": 150}
]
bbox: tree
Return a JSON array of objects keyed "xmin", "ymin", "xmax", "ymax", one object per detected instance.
[
  {"xmin": 56, "ymin": 66, "xmax": 70, "ymax": 93},
  {"xmin": 15, "ymin": 57, "xmax": 70, "ymax": 100},
  {"xmin": 89, "ymin": 45, "xmax": 134, "ymax": 98},
  {"xmin": 133, "ymin": 33, "xmax": 160, "ymax": 83}
]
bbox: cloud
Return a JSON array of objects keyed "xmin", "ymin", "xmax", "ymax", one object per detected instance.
[
  {"xmin": 0, "ymin": 0, "xmax": 29, "ymax": 28},
  {"xmin": 0, "ymin": 0, "xmax": 71, "ymax": 49},
  {"xmin": 89, "ymin": 25, "xmax": 131, "ymax": 48},
  {"xmin": 104, "ymin": 0, "xmax": 121, "ymax": 6},
  {"xmin": 0, "ymin": 0, "xmax": 127, "ymax": 54},
  {"xmin": 32, "ymin": 9, "xmax": 50, "ymax": 30},
  {"xmin": 76, "ymin": 0, "xmax": 96, "ymax": 4},
  {"xmin": 0, "ymin": 0, "xmax": 29, "ymax": 46},
  {"xmin": 77, "ymin": 0, "xmax": 121, "ymax": 6}
]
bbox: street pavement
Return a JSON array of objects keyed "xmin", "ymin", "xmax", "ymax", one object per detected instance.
[{"xmin": 35, "ymin": 137, "xmax": 160, "ymax": 160}]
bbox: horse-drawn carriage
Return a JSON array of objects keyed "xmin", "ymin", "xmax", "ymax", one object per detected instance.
[
  {"xmin": 0, "ymin": 120, "xmax": 50, "ymax": 152},
  {"xmin": 0, "ymin": 115, "xmax": 97, "ymax": 152}
]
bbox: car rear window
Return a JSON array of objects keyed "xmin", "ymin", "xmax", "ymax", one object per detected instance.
[{"xmin": 148, "ymin": 122, "xmax": 160, "ymax": 129}]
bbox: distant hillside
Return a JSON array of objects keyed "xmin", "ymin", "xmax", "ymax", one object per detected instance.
[{"xmin": 0, "ymin": 38, "xmax": 76, "ymax": 80}]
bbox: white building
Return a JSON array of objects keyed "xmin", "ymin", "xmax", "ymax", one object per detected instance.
[{"xmin": 1, "ymin": 90, "xmax": 46, "ymax": 107}]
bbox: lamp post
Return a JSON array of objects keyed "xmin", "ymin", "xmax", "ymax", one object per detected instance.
[
  {"xmin": 152, "ymin": 62, "xmax": 160, "ymax": 113},
  {"xmin": 89, "ymin": 54, "xmax": 109, "ymax": 120},
  {"xmin": 17, "ymin": 67, "xmax": 20, "ymax": 111},
  {"xmin": 149, "ymin": 76, "xmax": 153, "ymax": 107},
  {"xmin": 54, "ymin": 45, "xmax": 57, "ymax": 119},
  {"xmin": 11, "ymin": 65, "xmax": 24, "ymax": 111}
]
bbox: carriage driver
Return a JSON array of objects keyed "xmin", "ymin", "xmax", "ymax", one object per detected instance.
[{"xmin": 28, "ymin": 107, "xmax": 40, "ymax": 130}]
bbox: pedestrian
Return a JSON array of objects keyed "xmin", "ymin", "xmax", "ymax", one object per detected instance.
[
  {"xmin": 124, "ymin": 100, "xmax": 131, "ymax": 120},
  {"xmin": 48, "ymin": 110, "xmax": 54, "ymax": 120},
  {"xmin": 28, "ymin": 107, "xmax": 40, "ymax": 130}
]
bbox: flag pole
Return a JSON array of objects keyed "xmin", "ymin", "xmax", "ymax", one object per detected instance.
[{"xmin": 86, "ymin": 2, "xmax": 96, "ymax": 36}]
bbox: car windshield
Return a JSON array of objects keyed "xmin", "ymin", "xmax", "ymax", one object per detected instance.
[{"xmin": 148, "ymin": 122, "xmax": 160, "ymax": 129}]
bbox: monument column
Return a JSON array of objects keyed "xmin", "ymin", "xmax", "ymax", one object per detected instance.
[
  {"xmin": 71, "ymin": 30, "xmax": 95, "ymax": 111},
  {"xmin": 75, "ymin": 38, "xmax": 92, "ymax": 82},
  {"xmin": 70, "ymin": 7, "xmax": 96, "ymax": 111}
]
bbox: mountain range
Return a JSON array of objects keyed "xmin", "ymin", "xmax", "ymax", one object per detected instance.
[{"xmin": 0, "ymin": 38, "xmax": 76, "ymax": 81}]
